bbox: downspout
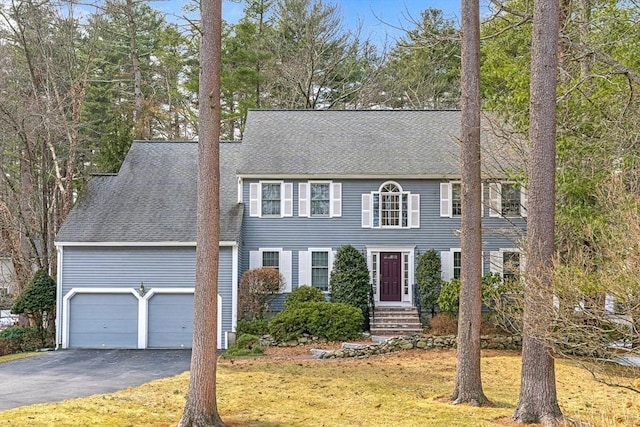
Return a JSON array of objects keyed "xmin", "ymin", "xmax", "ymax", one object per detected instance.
[{"xmin": 55, "ymin": 244, "xmax": 63, "ymax": 349}]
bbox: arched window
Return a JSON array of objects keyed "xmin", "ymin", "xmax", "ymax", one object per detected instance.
[{"xmin": 362, "ymin": 182, "xmax": 420, "ymax": 229}]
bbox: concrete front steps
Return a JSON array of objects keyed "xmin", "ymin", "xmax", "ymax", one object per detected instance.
[{"xmin": 369, "ymin": 306, "xmax": 423, "ymax": 337}]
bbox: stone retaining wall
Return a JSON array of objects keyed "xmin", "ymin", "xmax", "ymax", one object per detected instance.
[{"xmin": 258, "ymin": 334, "xmax": 521, "ymax": 359}]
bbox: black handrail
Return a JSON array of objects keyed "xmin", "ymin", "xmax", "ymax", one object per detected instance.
[
  {"xmin": 369, "ymin": 281, "xmax": 375, "ymax": 328},
  {"xmin": 413, "ymin": 283, "xmax": 424, "ymax": 327}
]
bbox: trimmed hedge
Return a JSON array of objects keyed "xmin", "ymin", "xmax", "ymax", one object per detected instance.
[{"xmin": 269, "ymin": 302, "xmax": 364, "ymax": 342}]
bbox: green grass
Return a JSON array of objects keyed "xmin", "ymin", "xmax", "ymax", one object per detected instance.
[
  {"xmin": 0, "ymin": 349, "xmax": 638, "ymax": 426},
  {"xmin": 0, "ymin": 352, "xmax": 38, "ymax": 364}
]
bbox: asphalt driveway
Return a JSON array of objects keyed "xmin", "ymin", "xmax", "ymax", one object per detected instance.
[{"xmin": 0, "ymin": 349, "xmax": 192, "ymax": 410}]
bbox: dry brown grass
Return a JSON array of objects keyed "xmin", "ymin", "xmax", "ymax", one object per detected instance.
[{"xmin": 0, "ymin": 349, "xmax": 638, "ymax": 426}]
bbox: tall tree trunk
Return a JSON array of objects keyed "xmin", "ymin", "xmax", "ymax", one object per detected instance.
[
  {"xmin": 125, "ymin": 0, "xmax": 144, "ymax": 139},
  {"xmin": 513, "ymin": 0, "xmax": 563, "ymax": 424},
  {"xmin": 177, "ymin": 0, "xmax": 226, "ymax": 425},
  {"xmin": 452, "ymin": 0, "xmax": 489, "ymax": 407}
]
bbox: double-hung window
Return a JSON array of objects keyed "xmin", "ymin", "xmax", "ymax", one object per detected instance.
[
  {"xmin": 310, "ymin": 183, "xmax": 330, "ymax": 216},
  {"xmin": 249, "ymin": 181, "xmax": 293, "ymax": 217},
  {"xmin": 262, "ymin": 251, "xmax": 280, "ymax": 270},
  {"xmin": 298, "ymin": 248, "xmax": 334, "ymax": 292},
  {"xmin": 298, "ymin": 181, "xmax": 341, "ymax": 217},
  {"xmin": 362, "ymin": 181, "xmax": 420, "ymax": 229},
  {"xmin": 489, "ymin": 182, "xmax": 527, "ymax": 218},
  {"xmin": 441, "ymin": 249, "xmax": 462, "ymax": 281},
  {"xmin": 311, "ymin": 251, "xmax": 329, "ymax": 291},
  {"xmin": 261, "ymin": 183, "xmax": 281, "ymax": 216},
  {"xmin": 440, "ymin": 182, "xmax": 483, "ymax": 217},
  {"xmin": 502, "ymin": 251, "xmax": 520, "ymax": 282},
  {"xmin": 249, "ymin": 248, "xmax": 293, "ymax": 292},
  {"xmin": 489, "ymin": 249, "xmax": 523, "ymax": 283}
]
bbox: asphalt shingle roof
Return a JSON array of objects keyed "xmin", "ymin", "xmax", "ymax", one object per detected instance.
[
  {"xmin": 56, "ymin": 141, "xmax": 243, "ymax": 243},
  {"xmin": 239, "ymin": 110, "xmax": 514, "ymax": 178}
]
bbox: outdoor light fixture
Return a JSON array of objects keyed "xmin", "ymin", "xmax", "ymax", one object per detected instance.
[{"xmin": 138, "ymin": 282, "xmax": 146, "ymax": 296}]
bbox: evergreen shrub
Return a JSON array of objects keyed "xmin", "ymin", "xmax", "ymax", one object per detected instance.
[
  {"xmin": 268, "ymin": 301, "xmax": 363, "ymax": 342},
  {"xmin": 284, "ymin": 286, "xmax": 325, "ymax": 309},
  {"xmin": 329, "ymin": 245, "xmax": 370, "ymax": 328}
]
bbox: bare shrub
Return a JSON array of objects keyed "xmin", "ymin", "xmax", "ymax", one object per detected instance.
[
  {"xmin": 238, "ymin": 268, "xmax": 285, "ymax": 319},
  {"xmin": 429, "ymin": 314, "xmax": 458, "ymax": 335}
]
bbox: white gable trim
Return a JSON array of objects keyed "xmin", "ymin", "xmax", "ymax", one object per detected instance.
[{"xmin": 55, "ymin": 241, "xmax": 236, "ymax": 248}]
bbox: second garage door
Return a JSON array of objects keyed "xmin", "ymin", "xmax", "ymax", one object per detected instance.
[{"xmin": 147, "ymin": 293, "xmax": 194, "ymax": 348}]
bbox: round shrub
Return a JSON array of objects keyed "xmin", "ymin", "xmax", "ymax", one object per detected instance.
[
  {"xmin": 285, "ymin": 286, "xmax": 325, "ymax": 309},
  {"xmin": 238, "ymin": 267, "xmax": 285, "ymax": 319},
  {"xmin": 224, "ymin": 333, "xmax": 263, "ymax": 357},
  {"xmin": 268, "ymin": 301, "xmax": 364, "ymax": 342}
]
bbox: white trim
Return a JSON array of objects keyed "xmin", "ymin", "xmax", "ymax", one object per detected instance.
[
  {"xmin": 55, "ymin": 241, "xmax": 236, "ymax": 248},
  {"xmin": 55, "ymin": 246, "xmax": 63, "ymax": 348},
  {"xmin": 62, "ymin": 287, "xmax": 226, "ymax": 349},
  {"xmin": 62, "ymin": 287, "xmax": 143, "ymax": 349},
  {"xmin": 238, "ymin": 173, "xmax": 473, "ymax": 180},
  {"xmin": 366, "ymin": 245, "xmax": 415, "ymax": 307},
  {"xmin": 307, "ymin": 247, "xmax": 334, "ymax": 291},
  {"xmin": 231, "ymin": 244, "xmax": 239, "ymax": 334},
  {"xmin": 56, "ymin": 241, "xmax": 198, "ymax": 248}
]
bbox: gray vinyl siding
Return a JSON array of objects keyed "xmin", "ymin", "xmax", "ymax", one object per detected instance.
[
  {"xmin": 61, "ymin": 245, "xmax": 235, "ymax": 345},
  {"xmin": 242, "ymin": 178, "xmax": 526, "ymax": 289}
]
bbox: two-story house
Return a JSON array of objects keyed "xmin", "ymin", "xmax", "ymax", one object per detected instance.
[{"xmin": 54, "ymin": 110, "xmax": 526, "ymax": 350}]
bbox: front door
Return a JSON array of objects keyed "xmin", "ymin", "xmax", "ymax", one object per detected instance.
[{"xmin": 380, "ymin": 252, "xmax": 402, "ymax": 302}]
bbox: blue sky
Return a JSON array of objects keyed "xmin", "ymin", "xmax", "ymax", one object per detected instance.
[{"xmin": 222, "ymin": 0, "xmax": 464, "ymax": 47}]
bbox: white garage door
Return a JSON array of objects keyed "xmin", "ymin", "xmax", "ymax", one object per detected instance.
[
  {"xmin": 68, "ymin": 293, "xmax": 138, "ymax": 348},
  {"xmin": 147, "ymin": 293, "xmax": 194, "ymax": 348}
]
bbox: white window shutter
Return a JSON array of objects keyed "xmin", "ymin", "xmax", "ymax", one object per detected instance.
[
  {"xmin": 249, "ymin": 251, "xmax": 261, "ymax": 269},
  {"xmin": 362, "ymin": 193, "xmax": 372, "ymax": 228},
  {"xmin": 489, "ymin": 183, "xmax": 502, "ymax": 218},
  {"xmin": 249, "ymin": 183, "xmax": 260, "ymax": 217},
  {"xmin": 298, "ymin": 251, "xmax": 310, "ymax": 287},
  {"xmin": 282, "ymin": 183, "xmax": 293, "ymax": 217},
  {"xmin": 519, "ymin": 252, "xmax": 526, "ymax": 276},
  {"xmin": 520, "ymin": 185, "xmax": 528, "ymax": 217},
  {"xmin": 329, "ymin": 250, "xmax": 336, "ymax": 273},
  {"xmin": 441, "ymin": 251, "xmax": 453, "ymax": 281},
  {"xmin": 281, "ymin": 250, "xmax": 292, "ymax": 292},
  {"xmin": 409, "ymin": 193, "xmax": 420, "ymax": 228},
  {"xmin": 440, "ymin": 182, "xmax": 451, "ymax": 217},
  {"xmin": 480, "ymin": 183, "xmax": 484, "ymax": 217},
  {"xmin": 489, "ymin": 251, "xmax": 502, "ymax": 275},
  {"xmin": 298, "ymin": 183, "xmax": 309, "ymax": 217},
  {"xmin": 331, "ymin": 183, "xmax": 342, "ymax": 217}
]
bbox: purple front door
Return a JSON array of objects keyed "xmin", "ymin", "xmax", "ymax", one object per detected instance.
[{"xmin": 380, "ymin": 252, "xmax": 402, "ymax": 302}]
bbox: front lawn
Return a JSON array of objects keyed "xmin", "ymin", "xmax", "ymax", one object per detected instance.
[{"xmin": 0, "ymin": 349, "xmax": 638, "ymax": 426}]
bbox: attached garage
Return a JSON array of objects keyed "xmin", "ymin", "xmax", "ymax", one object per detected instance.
[
  {"xmin": 147, "ymin": 293, "xmax": 193, "ymax": 348},
  {"xmin": 68, "ymin": 293, "xmax": 138, "ymax": 348}
]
